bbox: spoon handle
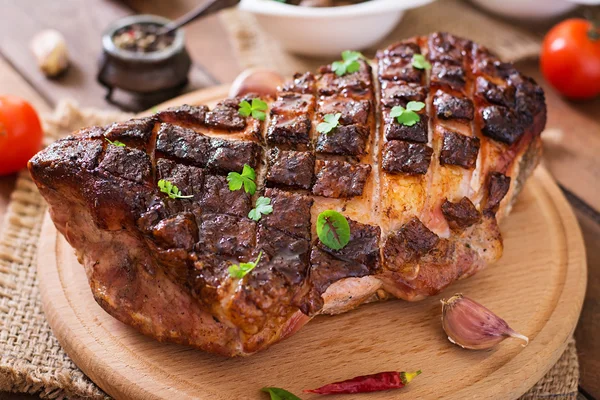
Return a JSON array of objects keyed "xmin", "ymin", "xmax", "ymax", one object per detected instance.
[{"xmin": 161, "ymin": 0, "xmax": 241, "ymax": 34}]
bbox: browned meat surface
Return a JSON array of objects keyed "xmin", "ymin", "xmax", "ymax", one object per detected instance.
[{"xmin": 29, "ymin": 33, "xmax": 546, "ymax": 357}]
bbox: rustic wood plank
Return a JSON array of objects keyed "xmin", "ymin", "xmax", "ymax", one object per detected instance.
[
  {"xmin": 573, "ymin": 208, "xmax": 600, "ymax": 399},
  {"xmin": 0, "ymin": 0, "xmax": 216, "ymax": 112},
  {"xmin": 122, "ymin": 0, "xmax": 242, "ymax": 83}
]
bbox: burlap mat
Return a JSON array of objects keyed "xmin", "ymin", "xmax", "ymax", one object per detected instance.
[{"xmin": 0, "ymin": 1, "xmax": 579, "ymax": 398}]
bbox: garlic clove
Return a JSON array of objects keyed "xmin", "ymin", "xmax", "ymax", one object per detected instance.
[
  {"xmin": 229, "ymin": 68, "xmax": 284, "ymax": 99},
  {"xmin": 30, "ymin": 29, "xmax": 69, "ymax": 78},
  {"xmin": 441, "ymin": 294, "xmax": 529, "ymax": 350}
]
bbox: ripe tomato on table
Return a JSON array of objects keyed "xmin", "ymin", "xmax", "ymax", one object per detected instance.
[
  {"xmin": 541, "ymin": 18, "xmax": 600, "ymax": 99},
  {"xmin": 0, "ymin": 95, "xmax": 43, "ymax": 175}
]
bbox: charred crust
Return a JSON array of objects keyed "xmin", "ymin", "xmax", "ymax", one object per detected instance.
[
  {"xmin": 156, "ymin": 104, "xmax": 209, "ymax": 127},
  {"xmin": 318, "ymin": 97, "xmax": 371, "ymax": 126},
  {"xmin": 257, "ymin": 225, "xmax": 310, "ymax": 264},
  {"xmin": 315, "ymin": 124, "xmax": 369, "ymax": 156},
  {"xmin": 441, "ymin": 197, "xmax": 481, "ymax": 230},
  {"xmin": 382, "ymin": 217, "xmax": 440, "ymax": 269},
  {"xmin": 206, "ymin": 139, "xmax": 261, "ymax": 174},
  {"xmin": 196, "ymin": 213, "xmax": 256, "ymax": 259},
  {"xmin": 152, "ymin": 213, "xmax": 199, "ymax": 251},
  {"xmin": 439, "ymin": 130, "xmax": 480, "ymax": 169},
  {"xmin": 481, "ymin": 105, "xmax": 525, "ymax": 145},
  {"xmin": 484, "ymin": 172, "xmax": 511, "ymax": 214},
  {"xmin": 316, "ymin": 219, "xmax": 381, "ymax": 268},
  {"xmin": 381, "ymin": 81, "xmax": 427, "ymax": 108},
  {"xmin": 28, "ymin": 137, "xmax": 103, "ymax": 183},
  {"xmin": 266, "ymin": 114, "xmax": 311, "ymax": 149},
  {"xmin": 104, "ymin": 117, "xmax": 156, "ymax": 143},
  {"xmin": 200, "ymin": 175, "xmax": 252, "ymax": 217},
  {"xmin": 317, "ymin": 60, "xmax": 372, "ymax": 96},
  {"xmin": 382, "ymin": 141, "xmax": 433, "ymax": 175},
  {"xmin": 309, "ymin": 246, "xmax": 372, "ymax": 296},
  {"xmin": 156, "ymin": 159, "xmax": 204, "ymax": 198},
  {"xmin": 271, "ymin": 92, "xmax": 315, "ymax": 116},
  {"xmin": 384, "ymin": 109, "xmax": 428, "ymax": 143},
  {"xmin": 98, "ymin": 145, "xmax": 152, "ymax": 184},
  {"xmin": 204, "ymin": 98, "xmax": 246, "ymax": 131},
  {"xmin": 266, "ymin": 148, "xmax": 315, "ymax": 190},
  {"xmin": 433, "ymin": 90, "xmax": 474, "ymax": 120},
  {"xmin": 378, "ymin": 56, "xmax": 423, "ymax": 83},
  {"xmin": 377, "ymin": 41, "xmax": 421, "ymax": 59},
  {"xmin": 475, "ymin": 77, "xmax": 515, "ymax": 108},
  {"xmin": 281, "ymin": 72, "xmax": 316, "ymax": 94},
  {"xmin": 431, "ymin": 62, "xmax": 466, "ymax": 89},
  {"xmin": 155, "ymin": 123, "xmax": 211, "ymax": 167},
  {"xmin": 262, "ymin": 188, "xmax": 313, "ymax": 240},
  {"xmin": 428, "ymin": 32, "xmax": 469, "ymax": 64},
  {"xmin": 312, "ymin": 160, "xmax": 371, "ymax": 198}
]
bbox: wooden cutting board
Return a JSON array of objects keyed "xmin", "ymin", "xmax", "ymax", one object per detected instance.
[{"xmin": 37, "ymin": 86, "xmax": 587, "ymax": 400}]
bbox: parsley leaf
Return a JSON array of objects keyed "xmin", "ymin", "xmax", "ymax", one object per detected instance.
[
  {"xmin": 332, "ymin": 50, "xmax": 364, "ymax": 76},
  {"xmin": 158, "ymin": 179, "xmax": 193, "ymax": 200},
  {"xmin": 249, "ymin": 196, "xmax": 273, "ymax": 221},
  {"xmin": 105, "ymin": 138, "xmax": 125, "ymax": 147},
  {"xmin": 390, "ymin": 101, "xmax": 426, "ymax": 127},
  {"xmin": 261, "ymin": 387, "xmax": 301, "ymax": 400},
  {"xmin": 227, "ymin": 164, "xmax": 257, "ymax": 195},
  {"xmin": 316, "ymin": 210, "xmax": 351, "ymax": 250},
  {"xmin": 228, "ymin": 251, "xmax": 263, "ymax": 279},
  {"xmin": 411, "ymin": 54, "xmax": 431, "ymax": 70},
  {"xmin": 317, "ymin": 113, "xmax": 342, "ymax": 134},
  {"xmin": 238, "ymin": 98, "xmax": 269, "ymax": 121}
]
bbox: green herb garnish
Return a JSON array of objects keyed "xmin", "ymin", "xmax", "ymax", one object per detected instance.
[
  {"xmin": 390, "ymin": 101, "xmax": 426, "ymax": 127},
  {"xmin": 105, "ymin": 138, "xmax": 125, "ymax": 147},
  {"xmin": 239, "ymin": 98, "xmax": 268, "ymax": 121},
  {"xmin": 316, "ymin": 210, "xmax": 351, "ymax": 250},
  {"xmin": 317, "ymin": 113, "xmax": 342, "ymax": 135},
  {"xmin": 332, "ymin": 50, "xmax": 364, "ymax": 77},
  {"xmin": 411, "ymin": 54, "xmax": 431, "ymax": 70},
  {"xmin": 158, "ymin": 179, "xmax": 193, "ymax": 200},
  {"xmin": 151, "ymin": 106, "xmax": 159, "ymax": 114},
  {"xmin": 249, "ymin": 196, "xmax": 273, "ymax": 221},
  {"xmin": 227, "ymin": 164, "xmax": 257, "ymax": 195},
  {"xmin": 228, "ymin": 251, "xmax": 263, "ymax": 279},
  {"xmin": 261, "ymin": 387, "xmax": 301, "ymax": 400}
]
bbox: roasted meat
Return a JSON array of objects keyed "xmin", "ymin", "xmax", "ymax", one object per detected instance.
[{"xmin": 29, "ymin": 33, "xmax": 545, "ymax": 356}]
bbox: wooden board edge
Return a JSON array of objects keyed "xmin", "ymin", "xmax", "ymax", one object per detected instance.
[{"xmin": 450, "ymin": 167, "xmax": 587, "ymax": 400}]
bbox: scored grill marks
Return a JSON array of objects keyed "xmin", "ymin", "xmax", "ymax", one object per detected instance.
[
  {"xmin": 418, "ymin": 33, "xmax": 479, "ymax": 237},
  {"xmin": 376, "ymin": 37, "xmax": 432, "ymax": 233},
  {"xmin": 87, "ymin": 35, "xmax": 527, "ymax": 326}
]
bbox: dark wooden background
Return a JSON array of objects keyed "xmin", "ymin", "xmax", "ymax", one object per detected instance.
[{"xmin": 0, "ymin": 1, "xmax": 598, "ymax": 399}]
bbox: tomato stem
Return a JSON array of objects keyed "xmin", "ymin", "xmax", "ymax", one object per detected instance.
[{"xmin": 585, "ymin": 9, "xmax": 600, "ymax": 41}]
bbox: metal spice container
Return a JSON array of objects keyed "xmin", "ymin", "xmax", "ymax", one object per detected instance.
[{"xmin": 97, "ymin": 14, "xmax": 191, "ymax": 105}]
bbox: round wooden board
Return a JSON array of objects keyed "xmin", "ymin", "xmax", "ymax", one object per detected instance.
[{"xmin": 38, "ymin": 86, "xmax": 587, "ymax": 400}]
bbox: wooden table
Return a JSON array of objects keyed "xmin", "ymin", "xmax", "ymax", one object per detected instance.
[{"xmin": 0, "ymin": 1, "xmax": 598, "ymax": 399}]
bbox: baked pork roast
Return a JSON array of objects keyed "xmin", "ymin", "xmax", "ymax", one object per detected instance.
[{"xmin": 29, "ymin": 33, "xmax": 546, "ymax": 356}]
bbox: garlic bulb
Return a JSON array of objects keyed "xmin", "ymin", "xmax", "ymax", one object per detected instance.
[
  {"xmin": 30, "ymin": 29, "xmax": 69, "ymax": 78},
  {"xmin": 441, "ymin": 294, "xmax": 529, "ymax": 350}
]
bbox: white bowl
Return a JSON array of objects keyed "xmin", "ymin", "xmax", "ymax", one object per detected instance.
[
  {"xmin": 238, "ymin": 0, "xmax": 436, "ymax": 57},
  {"xmin": 469, "ymin": 0, "xmax": 578, "ymax": 20}
]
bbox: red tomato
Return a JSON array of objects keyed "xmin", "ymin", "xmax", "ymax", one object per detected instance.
[
  {"xmin": 541, "ymin": 18, "xmax": 600, "ymax": 99},
  {"xmin": 0, "ymin": 96, "xmax": 43, "ymax": 175}
]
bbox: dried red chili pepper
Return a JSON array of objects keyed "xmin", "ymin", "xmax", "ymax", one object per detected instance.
[{"xmin": 304, "ymin": 370, "xmax": 421, "ymax": 395}]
